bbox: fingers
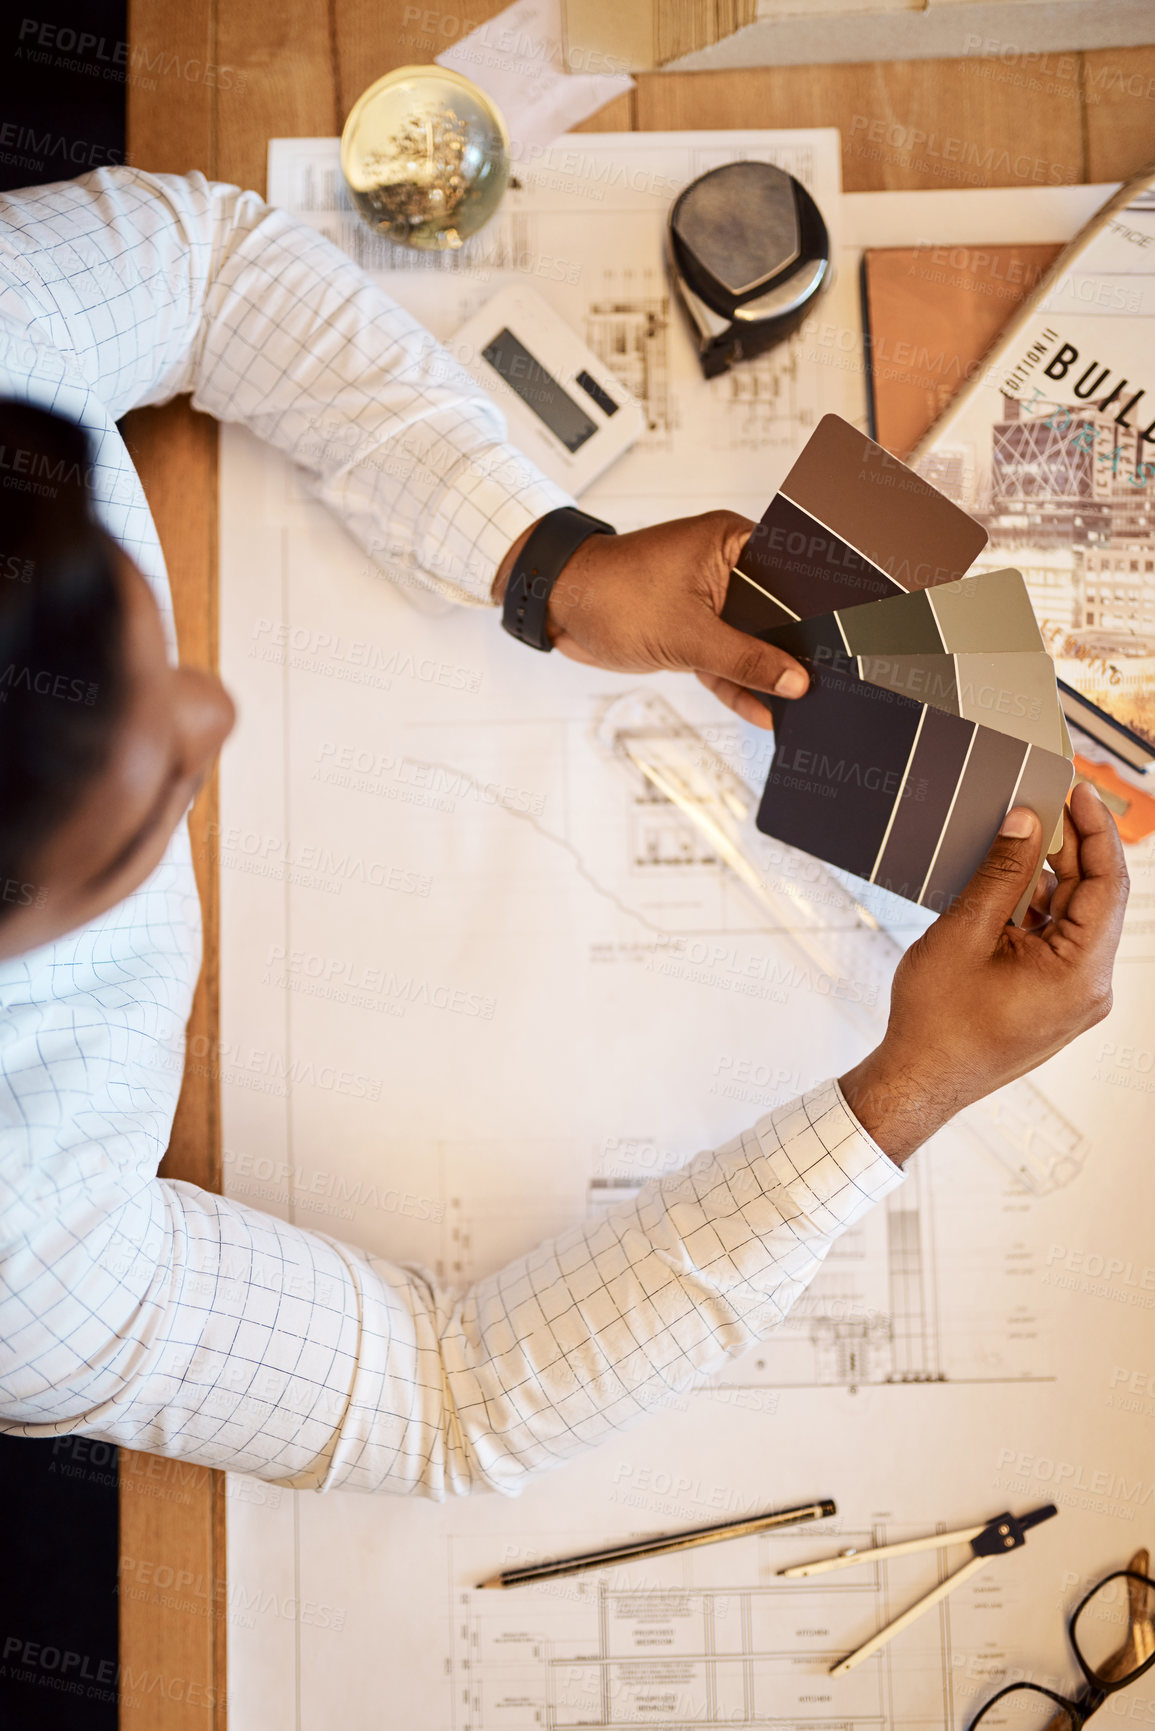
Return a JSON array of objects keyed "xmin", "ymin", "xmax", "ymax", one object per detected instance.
[
  {"xmin": 1048, "ymin": 802, "xmax": 1078, "ymax": 868},
  {"xmin": 1031, "ymin": 865, "xmax": 1058, "ymax": 911},
  {"xmin": 684, "ymin": 614, "xmax": 809, "ymax": 702},
  {"xmin": 1070, "ymin": 777, "xmax": 1126, "ymax": 871},
  {"xmin": 1022, "ymin": 865, "xmax": 1058, "ymax": 931},
  {"xmin": 1045, "ymin": 781, "xmax": 1129, "ymax": 960},
  {"xmin": 711, "ymin": 510, "xmax": 760, "ymax": 577},
  {"xmin": 694, "ymin": 670, "xmax": 777, "ymax": 731},
  {"xmin": 1044, "ymin": 803, "xmax": 1080, "ymax": 924},
  {"xmin": 936, "ymin": 806, "xmax": 1044, "ymax": 950}
]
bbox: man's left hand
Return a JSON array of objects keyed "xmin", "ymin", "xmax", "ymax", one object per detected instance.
[{"xmin": 493, "ymin": 511, "xmax": 808, "ymax": 728}]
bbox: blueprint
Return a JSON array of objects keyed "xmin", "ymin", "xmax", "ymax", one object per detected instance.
[
  {"xmin": 219, "ymin": 147, "xmax": 1155, "ymax": 1730},
  {"xmin": 443, "ymin": 1517, "xmax": 1038, "ymax": 1730}
]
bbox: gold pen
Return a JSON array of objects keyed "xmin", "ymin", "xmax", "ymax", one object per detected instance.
[{"xmin": 478, "ymin": 1498, "xmax": 836, "ymax": 1590}]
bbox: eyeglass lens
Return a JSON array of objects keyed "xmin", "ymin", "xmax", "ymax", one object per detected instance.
[
  {"xmin": 970, "ymin": 1683, "xmax": 1079, "ymax": 1731},
  {"xmin": 1072, "ymin": 1572, "xmax": 1155, "ymax": 1686}
]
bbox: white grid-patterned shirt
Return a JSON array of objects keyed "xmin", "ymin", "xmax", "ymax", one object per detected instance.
[{"xmin": 0, "ymin": 167, "xmax": 903, "ymax": 1496}]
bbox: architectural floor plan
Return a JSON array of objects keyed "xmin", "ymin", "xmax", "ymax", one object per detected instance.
[
  {"xmin": 218, "ymin": 145, "xmax": 1155, "ymax": 1731},
  {"xmin": 446, "ymin": 1520, "xmax": 1021, "ymax": 1730}
]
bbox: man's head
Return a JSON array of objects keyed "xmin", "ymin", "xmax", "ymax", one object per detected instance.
[{"xmin": 0, "ymin": 400, "xmax": 235, "ymax": 959}]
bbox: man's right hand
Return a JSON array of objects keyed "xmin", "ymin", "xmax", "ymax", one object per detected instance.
[
  {"xmin": 838, "ymin": 781, "xmax": 1129, "ymax": 1164},
  {"xmin": 493, "ymin": 512, "xmax": 809, "ymax": 726}
]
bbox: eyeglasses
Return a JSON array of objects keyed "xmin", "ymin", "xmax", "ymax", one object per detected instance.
[{"xmin": 968, "ymin": 1553, "xmax": 1155, "ymax": 1730}]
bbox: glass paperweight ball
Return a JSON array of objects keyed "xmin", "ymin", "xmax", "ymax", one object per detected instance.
[{"xmin": 340, "ymin": 65, "xmax": 510, "ymax": 252}]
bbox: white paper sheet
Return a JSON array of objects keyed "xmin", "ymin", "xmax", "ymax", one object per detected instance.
[
  {"xmin": 436, "ymin": 0, "xmax": 634, "ymax": 153},
  {"xmin": 220, "ymin": 149, "xmax": 1155, "ymax": 1730}
]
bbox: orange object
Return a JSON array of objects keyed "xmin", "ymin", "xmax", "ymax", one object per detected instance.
[
  {"xmin": 861, "ymin": 243, "xmax": 1063, "ymax": 460},
  {"xmin": 1073, "ymin": 755, "xmax": 1155, "ymax": 845}
]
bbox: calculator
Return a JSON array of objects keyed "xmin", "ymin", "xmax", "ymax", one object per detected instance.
[{"xmin": 448, "ymin": 286, "xmax": 645, "ymax": 494}]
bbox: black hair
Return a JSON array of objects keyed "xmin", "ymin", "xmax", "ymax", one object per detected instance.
[{"xmin": 0, "ymin": 399, "xmax": 126, "ymax": 918}]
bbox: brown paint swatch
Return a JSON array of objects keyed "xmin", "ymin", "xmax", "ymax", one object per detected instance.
[
  {"xmin": 721, "ymin": 564, "xmax": 797, "ymax": 638},
  {"xmin": 759, "ymin": 664, "xmax": 925, "ymax": 881},
  {"xmin": 919, "ymin": 727, "xmax": 1028, "ymax": 914},
  {"xmin": 872, "ymin": 706, "xmax": 974, "ymax": 902},
  {"xmin": 737, "ymin": 492, "xmax": 902, "ymax": 618},
  {"xmin": 757, "ymin": 664, "xmax": 1073, "ymax": 919},
  {"xmin": 775, "ymin": 414, "xmax": 988, "ymax": 589}
]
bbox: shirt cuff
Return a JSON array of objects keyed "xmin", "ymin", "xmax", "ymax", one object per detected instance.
[
  {"xmin": 831, "ymin": 1076, "xmax": 906, "ymax": 1188},
  {"xmin": 764, "ymin": 1077, "xmax": 906, "ymax": 1235},
  {"xmin": 417, "ymin": 443, "xmax": 574, "ymax": 607}
]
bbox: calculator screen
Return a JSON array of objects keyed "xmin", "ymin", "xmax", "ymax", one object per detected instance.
[{"xmin": 481, "ymin": 328, "xmax": 597, "ymax": 453}]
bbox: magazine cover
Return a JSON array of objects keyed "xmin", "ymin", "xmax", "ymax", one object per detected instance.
[{"xmin": 910, "ymin": 167, "xmax": 1155, "ymax": 763}]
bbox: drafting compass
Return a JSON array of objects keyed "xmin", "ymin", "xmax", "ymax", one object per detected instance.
[
  {"xmin": 667, "ymin": 159, "xmax": 831, "ymax": 378},
  {"xmin": 780, "ymin": 1504, "xmax": 1060, "ymax": 1675}
]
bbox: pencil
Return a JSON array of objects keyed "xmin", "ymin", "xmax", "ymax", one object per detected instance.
[{"xmin": 478, "ymin": 1498, "xmax": 837, "ymax": 1589}]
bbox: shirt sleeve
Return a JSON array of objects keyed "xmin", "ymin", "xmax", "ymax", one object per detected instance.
[
  {"xmin": 0, "ymin": 1079, "xmax": 902, "ymax": 1497},
  {"xmin": 0, "ymin": 165, "xmax": 571, "ymax": 606}
]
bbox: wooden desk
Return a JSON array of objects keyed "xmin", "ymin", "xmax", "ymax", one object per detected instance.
[{"xmin": 121, "ymin": 7, "xmax": 1155, "ymax": 1724}]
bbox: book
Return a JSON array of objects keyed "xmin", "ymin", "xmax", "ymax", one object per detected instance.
[
  {"xmin": 863, "ymin": 168, "xmax": 1155, "ymax": 771},
  {"xmin": 861, "ymin": 243, "xmax": 1062, "ymax": 462}
]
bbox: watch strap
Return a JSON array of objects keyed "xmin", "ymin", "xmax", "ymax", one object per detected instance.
[{"xmin": 501, "ymin": 506, "xmax": 616, "ymax": 652}]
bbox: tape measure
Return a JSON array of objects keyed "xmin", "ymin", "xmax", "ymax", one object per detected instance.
[{"xmin": 667, "ymin": 160, "xmax": 831, "ymax": 379}]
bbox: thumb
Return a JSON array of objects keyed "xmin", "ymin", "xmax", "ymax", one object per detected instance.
[
  {"xmin": 938, "ymin": 807, "xmax": 1044, "ymax": 948},
  {"xmin": 687, "ymin": 613, "xmax": 810, "ymax": 700}
]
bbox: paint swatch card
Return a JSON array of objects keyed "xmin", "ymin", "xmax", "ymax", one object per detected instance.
[
  {"xmin": 722, "ymin": 419, "xmax": 1074, "ymax": 918},
  {"xmin": 805, "ymin": 566, "xmax": 1043, "ymax": 657},
  {"xmin": 762, "ymin": 659, "xmax": 1073, "ymax": 924},
  {"xmin": 726, "ymin": 563, "xmax": 1042, "ymax": 659},
  {"xmin": 753, "ymin": 571, "xmax": 1068, "ymax": 757},
  {"xmin": 728, "ymin": 412, "xmax": 990, "ymax": 630}
]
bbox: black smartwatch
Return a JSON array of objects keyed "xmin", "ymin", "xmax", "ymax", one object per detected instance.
[{"xmin": 501, "ymin": 506, "xmax": 616, "ymax": 652}]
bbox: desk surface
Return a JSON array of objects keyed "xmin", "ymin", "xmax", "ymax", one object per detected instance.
[{"xmin": 121, "ymin": 9, "xmax": 1155, "ymax": 1727}]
